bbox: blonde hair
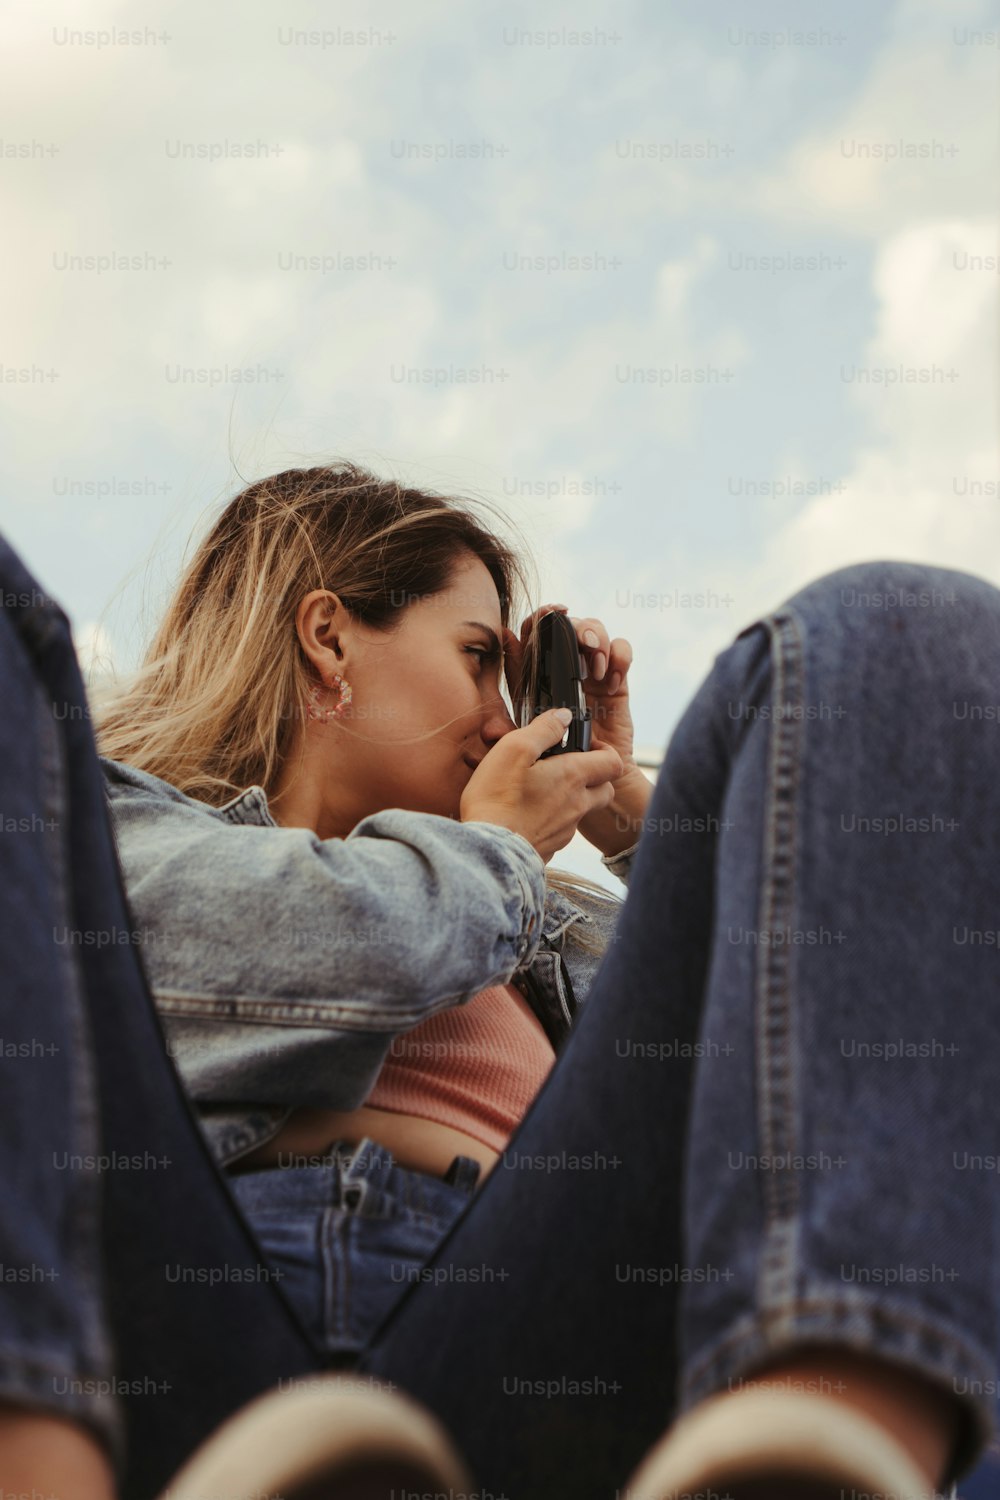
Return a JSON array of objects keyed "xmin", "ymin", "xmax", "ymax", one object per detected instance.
[{"xmin": 93, "ymin": 462, "xmax": 619, "ymax": 953}]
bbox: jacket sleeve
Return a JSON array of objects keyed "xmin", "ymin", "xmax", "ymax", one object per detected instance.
[
  {"xmin": 103, "ymin": 768, "xmax": 547, "ymax": 1033},
  {"xmin": 600, "ymin": 839, "xmax": 639, "ymax": 888}
]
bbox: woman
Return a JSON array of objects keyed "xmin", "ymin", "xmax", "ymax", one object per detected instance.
[{"xmin": 1, "ymin": 462, "xmax": 997, "ymax": 1498}]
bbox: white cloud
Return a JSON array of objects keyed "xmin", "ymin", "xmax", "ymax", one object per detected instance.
[
  {"xmin": 752, "ymin": 217, "xmax": 1000, "ymax": 601},
  {"xmin": 616, "ymin": 212, "xmax": 999, "ymax": 736},
  {"xmin": 655, "ymin": 235, "xmax": 720, "ymax": 323},
  {"xmin": 755, "ymin": 6, "xmax": 997, "ymax": 233},
  {"xmin": 3, "ymin": 0, "xmax": 997, "ymax": 911}
]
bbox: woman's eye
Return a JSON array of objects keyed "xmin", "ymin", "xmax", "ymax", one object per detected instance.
[{"xmin": 464, "ymin": 646, "xmax": 496, "ymax": 663}]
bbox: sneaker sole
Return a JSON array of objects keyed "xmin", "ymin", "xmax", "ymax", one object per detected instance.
[
  {"xmin": 621, "ymin": 1385, "xmax": 933, "ymax": 1500},
  {"xmin": 159, "ymin": 1375, "xmax": 473, "ymax": 1500}
]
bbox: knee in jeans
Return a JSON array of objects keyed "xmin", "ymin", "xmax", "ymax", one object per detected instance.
[
  {"xmin": 787, "ymin": 557, "xmax": 997, "ymax": 624},
  {"xmin": 770, "ymin": 558, "xmax": 1000, "ymax": 685},
  {"xmin": 705, "ymin": 557, "xmax": 1000, "ymax": 743}
]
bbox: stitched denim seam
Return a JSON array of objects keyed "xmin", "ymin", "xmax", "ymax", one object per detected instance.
[
  {"xmin": 320, "ymin": 1205, "xmax": 346, "ymax": 1344},
  {"xmin": 685, "ymin": 1288, "xmax": 999, "ymax": 1380},
  {"xmin": 153, "ymin": 990, "xmax": 502, "ymax": 1031},
  {"xmin": 398, "ymin": 1167, "xmax": 416, "ymax": 1216},
  {"xmin": 679, "ymin": 1289, "xmax": 998, "ymax": 1466},
  {"xmin": 394, "ymin": 1199, "xmax": 450, "ymax": 1230},
  {"xmin": 755, "ymin": 608, "xmax": 806, "ymax": 1316},
  {"xmin": 0, "ymin": 1345, "xmax": 123, "ymax": 1384},
  {"xmin": 37, "ymin": 683, "xmax": 119, "ymax": 1395},
  {"xmin": 0, "ymin": 1360, "xmax": 123, "ymax": 1460}
]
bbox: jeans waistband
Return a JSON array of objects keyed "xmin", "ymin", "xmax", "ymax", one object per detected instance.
[
  {"xmin": 337, "ymin": 1135, "xmax": 482, "ymax": 1196},
  {"xmin": 229, "ymin": 1135, "xmax": 482, "ymax": 1219}
]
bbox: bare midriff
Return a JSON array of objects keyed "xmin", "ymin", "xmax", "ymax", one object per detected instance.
[{"xmin": 231, "ymin": 1102, "xmax": 501, "ymax": 1185}]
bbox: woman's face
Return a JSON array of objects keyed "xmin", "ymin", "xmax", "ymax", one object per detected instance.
[{"xmin": 288, "ymin": 552, "xmax": 520, "ymax": 835}]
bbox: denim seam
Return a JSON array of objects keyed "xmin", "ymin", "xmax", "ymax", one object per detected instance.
[
  {"xmin": 341, "ymin": 1140, "xmax": 463, "ymax": 1222},
  {"xmin": 755, "ymin": 607, "xmax": 806, "ymax": 1321},
  {"xmin": 683, "ymin": 1288, "xmax": 999, "ymax": 1388},
  {"xmin": 0, "ymin": 1357, "xmax": 121, "ymax": 1459},
  {"xmin": 321, "ymin": 1205, "xmax": 346, "ymax": 1345},
  {"xmin": 36, "ymin": 680, "xmax": 123, "ymax": 1433},
  {"xmin": 0, "ymin": 1344, "xmax": 122, "ymax": 1384},
  {"xmin": 679, "ymin": 1289, "xmax": 998, "ymax": 1469},
  {"xmin": 153, "ymin": 990, "xmax": 508, "ymax": 1031},
  {"xmin": 216, "ymin": 1117, "xmax": 289, "ymax": 1167}
]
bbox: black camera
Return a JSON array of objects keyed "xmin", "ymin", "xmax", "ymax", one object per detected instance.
[{"xmin": 514, "ymin": 609, "xmax": 593, "ymax": 757}]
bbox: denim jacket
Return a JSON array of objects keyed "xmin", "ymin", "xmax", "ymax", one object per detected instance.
[{"xmin": 99, "ymin": 758, "xmax": 638, "ymax": 1168}]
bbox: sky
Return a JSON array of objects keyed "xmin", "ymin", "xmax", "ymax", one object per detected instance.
[{"xmin": 1, "ymin": 0, "xmax": 997, "ymax": 892}]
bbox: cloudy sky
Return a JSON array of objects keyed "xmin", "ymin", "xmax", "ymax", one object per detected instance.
[{"xmin": 1, "ymin": 0, "xmax": 997, "ymax": 891}]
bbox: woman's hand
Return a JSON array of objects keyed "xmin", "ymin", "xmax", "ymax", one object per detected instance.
[{"xmin": 502, "ymin": 603, "xmax": 651, "ymax": 857}]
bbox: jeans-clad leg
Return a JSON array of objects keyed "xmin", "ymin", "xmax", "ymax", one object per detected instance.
[
  {"xmin": 355, "ymin": 559, "xmax": 1000, "ymax": 1500},
  {"xmin": 0, "ymin": 535, "xmax": 323, "ymax": 1500},
  {"xmin": 3, "ymin": 536, "xmax": 998, "ymax": 1499}
]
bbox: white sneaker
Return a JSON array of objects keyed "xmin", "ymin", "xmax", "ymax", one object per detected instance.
[
  {"xmin": 620, "ymin": 1386, "xmax": 936, "ymax": 1500},
  {"xmin": 158, "ymin": 1375, "xmax": 473, "ymax": 1500}
]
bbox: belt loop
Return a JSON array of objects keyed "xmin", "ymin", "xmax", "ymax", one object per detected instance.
[
  {"xmin": 328, "ymin": 1138, "xmax": 356, "ymax": 1209},
  {"xmin": 339, "ymin": 1135, "xmax": 395, "ymax": 1210},
  {"xmin": 443, "ymin": 1154, "xmax": 482, "ymax": 1192}
]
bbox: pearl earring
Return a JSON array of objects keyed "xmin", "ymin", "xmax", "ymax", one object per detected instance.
[{"xmin": 306, "ymin": 671, "xmax": 353, "ymax": 722}]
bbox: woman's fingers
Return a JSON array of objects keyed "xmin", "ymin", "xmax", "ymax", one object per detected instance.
[
  {"xmin": 512, "ymin": 608, "xmax": 632, "ymax": 693},
  {"xmin": 568, "ymin": 619, "xmax": 635, "ymax": 687}
]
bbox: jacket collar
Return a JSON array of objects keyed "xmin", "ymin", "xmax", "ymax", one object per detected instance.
[{"xmin": 218, "ymin": 785, "xmax": 278, "ymax": 827}]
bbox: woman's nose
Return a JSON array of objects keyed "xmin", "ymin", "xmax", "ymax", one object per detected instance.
[{"xmin": 481, "ymin": 696, "xmax": 519, "ymax": 744}]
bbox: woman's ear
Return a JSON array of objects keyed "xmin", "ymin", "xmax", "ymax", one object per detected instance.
[{"xmin": 295, "ymin": 590, "xmax": 346, "ymax": 677}]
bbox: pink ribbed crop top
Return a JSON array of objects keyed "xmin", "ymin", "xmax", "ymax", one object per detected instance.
[{"xmin": 365, "ymin": 982, "xmax": 557, "ymax": 1153}]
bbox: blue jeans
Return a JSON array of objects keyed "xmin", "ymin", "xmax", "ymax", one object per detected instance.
[
  {"xmin": 228, "ymin": 1142, "xmax": 483, "ymax": 1362},
  {"xmin": 1, "ymin": 530, "xmax": 998, "ymax": 1500}
]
